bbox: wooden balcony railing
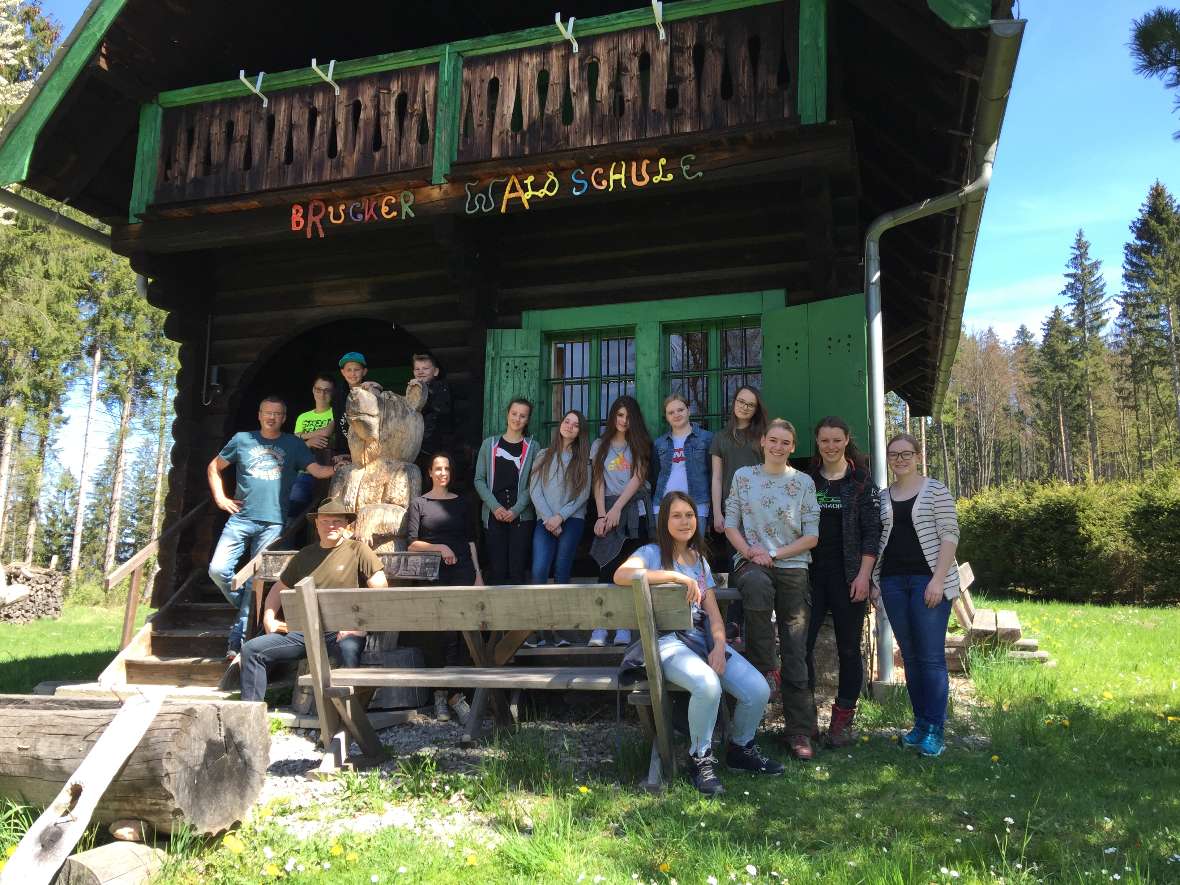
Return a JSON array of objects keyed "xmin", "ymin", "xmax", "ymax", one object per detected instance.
[
  {"xmin": 456, "ymin": 4, "xmax": 795, "ymax": 164},
  {"xmin": 138, "ymin": 0, "xmax": 803, "ymax": 214},
  {"xmin": 154, "ymin": 65, "xmax": 437, "ymax": 205}
]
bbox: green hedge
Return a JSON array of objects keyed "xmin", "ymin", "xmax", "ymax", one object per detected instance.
[{"xmin": 957, "ymin": 471, "xmax": 1180, "ymax": 605}]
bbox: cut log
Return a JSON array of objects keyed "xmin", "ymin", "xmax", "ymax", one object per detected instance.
[
  {"xmin": 967, "ymin": 607, "xmax": 997, "ymax": 641},
  {"xmin": 995, "ymin": 609, "xmax": 1022, "ymax": 643},
  {"xmin": 0, "ymin": 584, "xmax": 29, "ymax": 608},
  {"xmin": 0, "ymin": 695, "xmax": 268, "ymax": 835},
  {"xmin": 57, "ymin": 842, "xmax": 165, "ymax": 885}
]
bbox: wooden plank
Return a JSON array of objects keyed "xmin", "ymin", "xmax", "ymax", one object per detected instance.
[
  {"xmin": 281, "ymin": 584, "xmax": 692, "ymax": 633},
  {"xmin": 995, "ymin": 609, "xmax": 1022, "ymax": 644},
  {"xmin": 330, "ymin": 687, "xmax": 383, "ymax": 760},
  {"xmin": 959, "ymin": 585, "xmax": 977, "ymax": 622},
  {"xmin": 299, "ymin": 666, "xmax": 622, "ymax": 691},
  {"xmin": 294, "ymin": 577, "xmax": 340, "ymax": 747},
  {"xmin": 797, "ymin": 0, "xmax": 826, "ymax": 124},
  {"xmin": 968, "ymin": 607, "xmax": 996, "ymax": 641},
  {"xmin": 0, "ymin": 690, "xmax": 165, "ymax": 885},
  {"xmin": 958, "ymin": 561, "xmax": 976, "ymax": 592},
  {"xmin": 128, "ymin": 102, "xmax": 162, "ymax": 222},
  {"xmin": 631, "ymin": 572, "xmax": 674, "ymax": 783},
  {"xmin": 952, "ymin": 596, "xmax": 973, "ymax": 634}
]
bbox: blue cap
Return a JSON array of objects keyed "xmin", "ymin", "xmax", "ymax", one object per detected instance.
[{"xmin": 338, "ymin": 351, "xmax": 367, "ymax": 368}]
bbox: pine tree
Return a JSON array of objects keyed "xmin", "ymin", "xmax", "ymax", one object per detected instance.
[
  {"xmin": 1131, "ymin": 7, "xmax": 1180, "ymax": 138},
  {"xmin": 35, "ymin": 468, "xmax": 75, "ymax": 568},
  {"xmin": 1034, "ymin": 308, "xmax": 1081, "ymax": 482},
  {"xmin": 1062, "ymin": 230, "xmax": 1109, "ymax": 480}
]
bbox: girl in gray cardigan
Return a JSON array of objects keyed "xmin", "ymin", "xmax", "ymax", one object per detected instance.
[{"xmin": 473, "ymin": 398, "xmax": 538, "ymax": 585}]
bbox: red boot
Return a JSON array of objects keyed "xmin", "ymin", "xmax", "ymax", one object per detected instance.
[{"xmin": 826, "ymin": 703, "xmax": 857, "ymax": 748}]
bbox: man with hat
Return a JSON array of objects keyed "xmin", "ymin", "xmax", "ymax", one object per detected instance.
[
  {"xmin": 331, "ymin": 351, "xmax": 383, "ymax": 464},
  {"xmin": 237, "ymin": 498, "xmax": 388, "ymax": 703}
]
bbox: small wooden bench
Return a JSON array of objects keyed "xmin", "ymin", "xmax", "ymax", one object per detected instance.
[{"xmin": 282, "ymin": 572, "xmax": 691, "ymax": 788}]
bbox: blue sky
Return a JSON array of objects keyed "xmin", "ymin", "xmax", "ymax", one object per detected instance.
[{"xmin": 38, "ymin": 0, "xmax": 1180, "ymax": 475}]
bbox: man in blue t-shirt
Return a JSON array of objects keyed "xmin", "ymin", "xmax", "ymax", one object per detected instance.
[{"xmin": 207, "ymin": 395, "xmax": 336, "ymax": 657}]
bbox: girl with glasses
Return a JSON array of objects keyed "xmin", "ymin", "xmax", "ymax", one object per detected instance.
[
  {"xmin": 289, "ymin": 373, "xmax": 337, "ymax": 517},
  {"xmin": 872, "ymin": 432, "xmax": 961, "ymax": 758}
]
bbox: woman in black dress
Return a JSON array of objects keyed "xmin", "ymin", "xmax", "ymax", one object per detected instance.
[{"xmin": 405, "ymin": 452, "xmax": 483, "ymax": 722}]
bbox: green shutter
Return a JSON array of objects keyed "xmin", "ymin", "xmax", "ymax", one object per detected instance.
[
  {"xmin": 760, "ymin": 304, "xmax": 812, "ymax": 457},
  {"xmin": 483, "ymin": 328, "xmax": 542, "ymax": 438},
  {"xmin": 806, "ymin": 293, "xmax": 869, "ymax": 460}
]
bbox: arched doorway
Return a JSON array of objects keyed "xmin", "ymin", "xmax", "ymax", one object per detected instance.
[{"xmin": 231, "ymin": 318, "xmax": 427, "ymax": 433}]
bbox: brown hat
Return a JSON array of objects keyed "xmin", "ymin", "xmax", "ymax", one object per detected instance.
[{"xmin": 306, "ymin": 498, "xmax": 356, "ymax": 522}]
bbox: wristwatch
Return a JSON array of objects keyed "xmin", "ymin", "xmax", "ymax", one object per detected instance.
[{"xmin": 768, "ymin": 545, "xmax": 778, "ymax": 559}]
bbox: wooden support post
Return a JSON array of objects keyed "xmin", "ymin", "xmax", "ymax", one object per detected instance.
[
  {"xmin": 119, "ymin": 566, "xmax": 142, "ymax": 650},
  {"xmin": 631, "ymin": 572, "xmax": 675, "ymax": 784},
  {"xmin": 0, "ymin": 690, "xmax": 165, "ymax": 885},
  {"xmin": 295, "ymin": 576, "xmax": 340, "ymax": 746}
]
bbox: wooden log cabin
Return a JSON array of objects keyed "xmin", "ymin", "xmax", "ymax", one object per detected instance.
[{"xmin": 0, "ymin": 1, "xmax": 1023, "ymax": 625}]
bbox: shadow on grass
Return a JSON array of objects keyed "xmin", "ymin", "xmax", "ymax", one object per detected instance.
[{"xmin": 0, "ymin": 650, "xmax": 114, "ymax": 694}]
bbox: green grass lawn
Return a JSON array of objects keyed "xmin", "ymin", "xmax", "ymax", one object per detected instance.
[
  {"xmin": 0, "ymin": 603, "xmax": 150, "ymax": 694},
  {"xmin": 6, "ymin": 599, "xmax": 1180, "ymax": 884}
]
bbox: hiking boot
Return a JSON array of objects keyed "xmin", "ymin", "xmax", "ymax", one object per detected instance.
[
  {"xmin": 826, "ymin": 703, "xmax": 857, "ymax": 748},
  {"xmin": 217, "ymin": 653, "xmax": 242, "ymax": 692},
  {"xmin": 783, "ymin": 733, "xmax": 814, "ymax": 760},
  {"xmin": 612, "ymin": 629, "xmax": 632, "ymax": 646},
  {"xmin": 433, "ymin": 690, "xmax": 452, "ymax": 722},
  {"xmin": 901, "ymin": 718, "xmax": 927, "ymax": 749},
  {"xmin": 686, "ymin": 750, "xmax": 725, "ymax": 796},
  {"xmin": 725, "ymin": 740, "xmax": 785, "ymax": 775},
  {"xmin": 588, "ymin": 629, "xmax": 608, "ymax": 647},
  {"xmin": 448, "ymin": 693, "xmax": 471, "ymax": 726},
  {"xmin": 917, "ymin": 723, "xmax": 946, "ymax": 758}
]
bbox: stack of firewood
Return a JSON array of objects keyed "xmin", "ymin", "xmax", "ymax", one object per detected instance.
[{"xmin": 0, "ymin": 563, "xmax": 64, "ymax": 624}]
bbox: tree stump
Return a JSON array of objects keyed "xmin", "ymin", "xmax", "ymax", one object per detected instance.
[
  {"xmin": 57, "ymin": 842, "xmax": 165, "ymax": 884},
  {"xmin": 0, "ymin": 696, "xmax": 268, "ymax": 835}
]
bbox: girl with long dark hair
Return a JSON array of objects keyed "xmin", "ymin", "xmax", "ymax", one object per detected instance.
[
  {"xmin": 473, "ymin": 398, "xmax": 538, "ymax": 584},
  {"xmin": 805, "ymin": 416, "xmax": 880, "ymax": 747},
  {"xmin": 588, "ymin": 395, "xmax": 653, "ymax": 646},
  {"xmin": 527, "ymin": 410, "xmax": 592, "ymax": 646},
  {"xmin": 614, "ymin": 491, "xmax": 783, "ymax": 795}
]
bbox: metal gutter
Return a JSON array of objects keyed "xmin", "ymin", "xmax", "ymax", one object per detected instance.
[
  {"xmin": 0, "ymin": 186, "xmax": 111, "ymax": 249},
  {"xmin": 864, "ymin": 18, "xmax": 1024, "ymax": 684}
]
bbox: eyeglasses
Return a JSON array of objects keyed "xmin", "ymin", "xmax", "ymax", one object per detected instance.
[
  {"xmin": 734, "ymin": 398, "xmax": 757, "ymax": 409},
  {"xmin": 260, "ymin": 411, "xmax": 285, "ymax": 418},
  {"xmin": 312, "ymin": 386, "xmax": 333, "ymax": 393},
  {"xmin": 887, "ymin": 450, "xmax": 917, "ymax": 462}
]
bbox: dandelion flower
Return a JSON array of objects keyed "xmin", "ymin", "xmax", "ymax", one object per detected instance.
[
  {"xmin": 1004, "ymin": 817, "xmax": 1015, "ymax": 825},
  {"xmin": 991, "ymin": 755, "xmax": 1000, "ymax": 763},
  {"xmin": 578, "ymin": 785, "xmax": 591, "ymax": 794},
  {"xmin": 330, "ymin": 844, "xmax": 343, "ymax": 857},
  {"xmin": 1062, "ymin": 719, "xmax": 1070, "ymax": 727},
  {"xmin": 861, "ymin": 735, "xmax": 869, "ymax": 743},
  {"xmin": 264, "ymin": 863, "xmax": 281, "ymax": 877},
  {"xmin": 347, "ymin": 852, "xmax": 359, "ymax": 863},
  {"xmin": 1167, "ymin": 716, "xmax": 1179, "ymax": 722},
  {"xmin": 222, "ymin": 833, "xmax": 246, "ymax": 855},
  {"xmin": 659, "ymin": 862, "xmax": 671, "ymax": 873},
  {"xmin": 5, "ymin": 847, "xmax": 15, "ymax": 858},
  {"xmin": 466, "ymin": 855, "xmax": 478, "ymax": 866}
]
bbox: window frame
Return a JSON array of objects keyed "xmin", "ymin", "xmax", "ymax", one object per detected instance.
[
  {"xmin": 541, "ymin": 326, "xmax": 637, "ymax": 438},
  {"xmin": 661, "ymin": 314, "xmax": 762, "ymax": 433}
]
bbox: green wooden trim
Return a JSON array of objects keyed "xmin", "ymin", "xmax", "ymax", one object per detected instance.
[
  {"xmin": 926, "ymin": 0, "xmax": 991, "ymax": 29},
  {"xmin": 798, "ymin": 0, "xmax": 826, "ymax": 124},
  {"xmin": 156, "ymin": 0, "xmax": 784, "ymax": 108},
  {"xmin": 635, "ymin": 322, "xmax": 662, "ymax": 431},
  {"xmin": 128, "ymin": 102, "xmax": 162, "ymax": 222},
  {"xmin": 0, "ymin": 0, "xmax": 130, "ymax": 186},
  {"xmin": 431, "ymin": 47, "xmax": 463, "ymax": 185},
  {"xmin": 522, "ymin": 291, "xmax": 784, "ymax": 332}
]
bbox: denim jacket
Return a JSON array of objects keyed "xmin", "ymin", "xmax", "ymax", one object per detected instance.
[{"xmin": 651, "ymin": 424, "xmax": 714, "ymax": 510}]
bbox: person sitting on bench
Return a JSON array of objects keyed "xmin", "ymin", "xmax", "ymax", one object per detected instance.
[
  {"xmin": 238, "ymin": 498, "xmax": 388, "ymax": 703},
  {"xmin": 614, "ymin": 490, "xmax": 784, "ymax": 797}
]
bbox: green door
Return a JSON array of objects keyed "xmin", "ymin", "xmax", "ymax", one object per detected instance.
[
  {"xmin": 760, "ymin": 304, "xmax": 812, "ymax": 457},
  {"xmin": 483, "ymin": 328, "xmax": 542, "ymax": 438},
  {"xmin": 807, "ymin": 293, "xmax": 869, "ymax": 455}
]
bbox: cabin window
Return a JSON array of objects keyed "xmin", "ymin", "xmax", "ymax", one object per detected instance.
[
  {"xmin": 544, "ymin": 330, "xmax": 636, "ymax": 437},
  {"xmin": 663, "ymin": 316, "xmax": 761, "ymax": 430}
]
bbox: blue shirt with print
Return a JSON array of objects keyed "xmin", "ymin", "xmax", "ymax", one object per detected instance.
[
  {"xmin": 218, "ymin": 431, "xmax": 313, "ymax": 525},
  {"xmin": 634, "ymin": 542, "xmax": 714, "ymax": 621}
]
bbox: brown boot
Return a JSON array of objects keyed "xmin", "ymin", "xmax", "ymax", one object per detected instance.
[
  {"xmin": 783, "ymin": 733, "xmax": 814, "ymax": 760},
  {"xmin": 826, "ymin": 703, "xmax": 857, "ymax": 748}
]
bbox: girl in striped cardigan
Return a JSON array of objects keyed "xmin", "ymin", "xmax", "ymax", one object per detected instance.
[{"xmin": 872, "ymin": 432, "xmax": 960, "ymax": 758}]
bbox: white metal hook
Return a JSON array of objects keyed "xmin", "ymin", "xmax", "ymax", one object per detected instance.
[
  {"xmin": 311, "ymin": 57, "xmax": 339, "ymax": 96},
  {"xmin": 555, "ymin": 12, "xmax": 578, "ymax": 53},
  {"xmin": 652, "ymin": 0, "xmax": 666, "ymax": 41},
  {"xmin": 239, "ymin": 69, "xmax": 267, "ymax": 107}
]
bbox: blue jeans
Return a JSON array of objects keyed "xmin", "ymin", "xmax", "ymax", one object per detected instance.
[
  {"xmin": 240, "ymin": 630, "xmax": 365, "ymax": 703},
  {"xmin": 658, "ymin": 631, "xmax": 771, "ymax": 756},
  {"xmin": 530, "ymin": 517, "xmax": 584, "ymax": 584},
  {"xmin": 288, "ymin": 473, "xmax": 316, "ymax": 518},
  {"xmin": 208, "ymin": 514, "xmax": 283, "ymax": 653},
  {"xmin": 879, "ymin": 574, "xmax": 952, "ymax": 728}
]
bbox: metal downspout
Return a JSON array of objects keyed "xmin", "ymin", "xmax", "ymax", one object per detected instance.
[
  {"xmin": 0, "ymin": 186, "xmax": 111, "ymax": 249},
  {"xmin": 865, "ymin": 19, "xmax": 1024, "ymax": 685}
]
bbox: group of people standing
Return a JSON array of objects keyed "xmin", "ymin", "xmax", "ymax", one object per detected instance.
[{"xmin": 207, "ymin": 352, "xmax": 962, "ymax": 797}]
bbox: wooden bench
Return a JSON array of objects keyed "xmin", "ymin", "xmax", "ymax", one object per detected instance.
[{"xmin": 281, "ymin": 572, "xmax": 691, "ymax": 789}]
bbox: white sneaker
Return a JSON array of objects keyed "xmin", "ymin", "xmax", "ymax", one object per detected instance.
[
  {"xmin": 613, "ymin": 629, "xmax": 632, "ymax": 646},
  {"xmin": 588, "ymin": 629, "xmax": 608, "ymax": 647},
  {"xmin": 554, "ymin": 636, "xmax": 571, "ymax": 648}
]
